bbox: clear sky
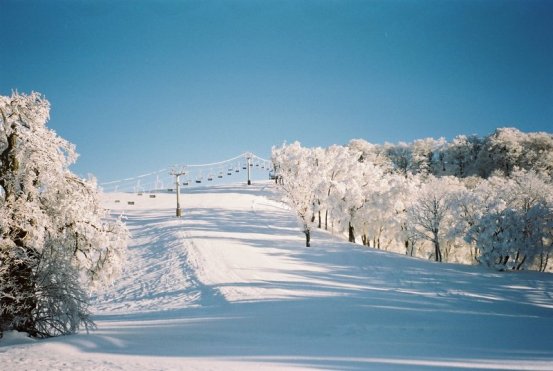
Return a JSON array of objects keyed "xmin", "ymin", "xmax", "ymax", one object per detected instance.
[{"xmin": 1, "ymin": 0, "xmax": 552, "ymax": 182}]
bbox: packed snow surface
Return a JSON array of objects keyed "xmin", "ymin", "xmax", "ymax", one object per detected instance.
[{"xmin": 2, "ymin": 182, "xmax": 553, "ymax": 370}]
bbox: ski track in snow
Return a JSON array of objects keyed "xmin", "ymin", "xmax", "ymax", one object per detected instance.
[
  {"xmin": 91, "ymin": 210, "xmax": 203, "ymax": 314},
  {"xmin": 2, "ymin": 182, "xmax": 553, "ymax": 370}
]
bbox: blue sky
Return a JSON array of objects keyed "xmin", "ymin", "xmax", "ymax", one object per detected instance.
[{"xmin": 1, "ymin": 0, "xmax": 552, "ymax": 182}]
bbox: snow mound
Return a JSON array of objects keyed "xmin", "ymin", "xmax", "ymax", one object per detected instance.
[{"xmin": 0, "ymin": 331, "xmax": 35, "ymax": 346}]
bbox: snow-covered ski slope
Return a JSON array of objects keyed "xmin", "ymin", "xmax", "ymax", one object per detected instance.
[{"xmin": 2, "ymin": 181, "xmax": 553, "ymax": 370}]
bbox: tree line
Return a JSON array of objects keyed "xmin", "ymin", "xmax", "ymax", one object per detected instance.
[{"xmin": 272, "ymin": 128, "xmax": 553, "ymax": 272}]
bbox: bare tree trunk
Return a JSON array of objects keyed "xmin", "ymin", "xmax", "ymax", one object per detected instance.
[
  {"xmin": 0, "ymin": 128, "xmax": 39, "ymax": 336},
  {"xmin": 540, "ymin": 252, "xmax": 550, "ymax": 272},
  {"xmin": 515, "ymin": 254, "xmax": 526, "ymax": 271},
  {"xmin": 406, "ymin": 240, "xmax": 416, "ymax": 257},
  {"xmin": 1, "ymin": 130, "xmax": 20, "ymax": 196},
  {"xmin": 304, "ymin": 227, "xmax": 311, "ymax": 247},
  {"xmin": 318, "ymin": 210, "xmax": 321, "ymax": 229},
  {"xmin": 433, "ymin": 239, "xmax": 442, "ymax": 262},
  {"xmin": 348, "ymin": 222, "xmax": 355, "ymax": 243},
  {"xmin": 2, "ymin": 247, "xmax": 39, "ymax": 336}
]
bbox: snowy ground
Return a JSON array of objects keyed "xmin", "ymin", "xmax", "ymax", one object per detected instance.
[{"xmin": 2, "ymin": 181, "xmax": 553, "ymax": 370}]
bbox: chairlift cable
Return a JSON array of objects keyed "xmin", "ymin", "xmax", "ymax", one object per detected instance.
[{"xmin": 99, "ymin": 152, "xmax": 272, "ymax": 189}]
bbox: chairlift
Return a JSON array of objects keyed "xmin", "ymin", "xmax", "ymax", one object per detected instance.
[
  {"xmin": 183, "ymin": 181, "xmax": 189, "ymax": 186},
  {"xmin": 208, "ymin": 176, "xmax": 213, "ymax": 181},
  {"xmin": 196, "ymin": 179, "xmax": 202, "ymax": 184},
  {"xmin": 218, "ymin": 172, "xmax": 223, "ymax": 178},
  {"xmin": 227, "ymin": 171, "xmax": 232, "ymax": 176}
]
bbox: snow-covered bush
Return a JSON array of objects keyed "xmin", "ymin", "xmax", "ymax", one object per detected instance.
[{"xmin": 0, "ymin": 92, "xmax": 128, "ymax": 338}]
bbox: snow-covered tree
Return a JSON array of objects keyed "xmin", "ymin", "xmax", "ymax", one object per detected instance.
[
  {"xmin": 466, "ymin": 171, "xmax": 553, "ymax": 271},
  {"xmin": 476, "ymin": 128, "xmax": 531, "ymax": 178},
  {"xmin": 444, "ymin": 135, "xmax": 480, "ymax": 177},
  {"xmin": 0, "ymin": 92, "xmax": 128, "ymax": 338},
  {"xmin": 519, "ymin": 131, "xmax": 553, "ymax": 179},
  {"xmin": 355, "ymin": 171, "xmax": 411, "ymax": 251},
  {"xmin": 326, "ymin": 154, "xmax": 370, "ymax": 243},
  {"xmin": 312, "ymin": 145, "xmax": 352, "ymax": 231},
  {"xmin": 272, "ymin": 142, "xmax": 318, "ymax": 247},
  {"xmin": 348, "ymin": 139, "xmax": 393, "ymax": 172},
  {"xmin": 406, "ymin": 176, "xmax": 461, "ymax": 262},
  {"xmin": 447, "ymin": 177, "xmax": 490, "ymax": 263},
  {"xmin": 384, "ymin": 141, "xmax": 412, "ymax": 176},
  {"xmin": 410, "ymin": 137, "xmax": 444, "ymax": 176}
]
